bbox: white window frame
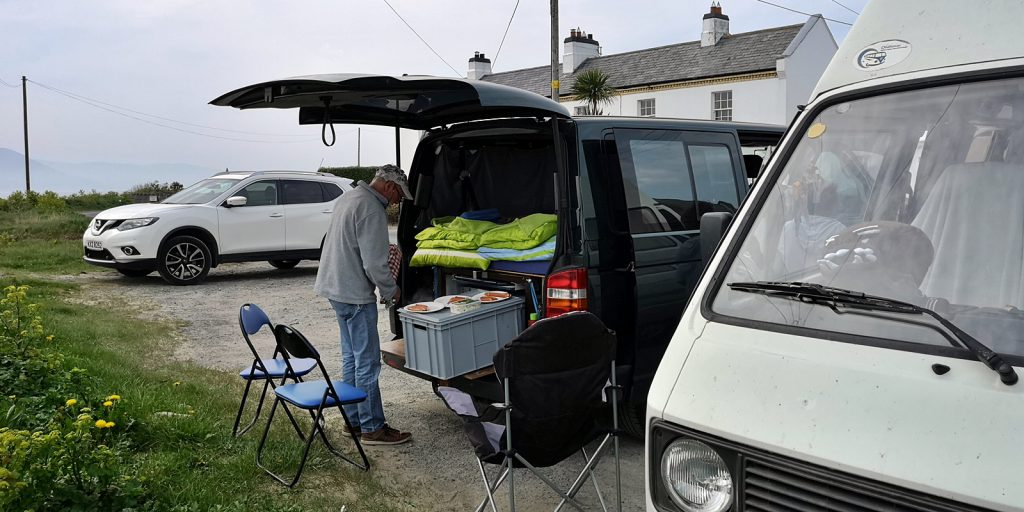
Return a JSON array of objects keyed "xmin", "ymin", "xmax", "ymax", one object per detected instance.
[
  {"xmin": 638, "ymin": 98, "xmax": 656, "ymax": 117},
  {"xmin": 574, "ymin": 105, "xmax": 588, "ymax": 116},
  {"xmin": 712, "ymin": 90, "xmax": 732, "ymax": 121}
]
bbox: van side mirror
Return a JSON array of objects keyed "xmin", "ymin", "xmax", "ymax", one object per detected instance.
[
  {"xmin": 225, "ymin": 196, "xmax": 247, "ymax": 208},
  {"xmin": 700, "ymin": 212, "xmax": 734, "ymax": 267}
]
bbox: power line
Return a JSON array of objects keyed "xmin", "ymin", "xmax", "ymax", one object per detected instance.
[
  {"xmin": 0, "ymin": 76, "xmax": 19, "ymax": 88},
  {"xmin": 492, "ymin": 0, "xmax": 521, "ymax": 70},
  {"xmin": 381, "ymin": 0, "xmax": 462, "ymax": 77},
  {"xmin": 831, "ymin": 0, "xmax": 860, "ymax": 16},
  {"xmin": 30, "ymin": 81, "xmax": 321, "ymax": 144},
  {"xmin": 28, "ymin": 79, "xmax": 311, "ymax": 138},
  {"xmin": 754, "ymin": 0, "xmax": 853, "ymax": 26}
]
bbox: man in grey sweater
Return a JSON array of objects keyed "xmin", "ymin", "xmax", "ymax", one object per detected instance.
[{"xmin": 314, "ymin": 165, "xmax": 412, "ymax": 445}]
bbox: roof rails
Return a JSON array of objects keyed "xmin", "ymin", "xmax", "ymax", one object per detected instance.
[{"xmin": 213, "ymin": 170, "xmax": 340, "ymax": 178}]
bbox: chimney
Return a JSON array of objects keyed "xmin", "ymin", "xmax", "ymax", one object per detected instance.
[
  {"xmin": 467, "ymin": 51, "xmax": 492, "ymax": 80},
  {"xmin": 701, "ymin": 1, "xmax": 730, "ymax": 47},
  {"xmin": 563, "ymin": 28, "xmax": 600, "ymax": 74}
]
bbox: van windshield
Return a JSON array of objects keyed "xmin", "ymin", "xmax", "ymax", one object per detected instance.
[
  {"xmin": 162, "ymin": 178, "xmax": 239, "ymax": 205},
  {"xmin": 712, "ymin": 76, "xmax": 1024, "ymax": 359}
]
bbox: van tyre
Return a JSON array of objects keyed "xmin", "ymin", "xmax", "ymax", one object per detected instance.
[
  {"xmin": 269, "ymin": 259, "xmax": 300, "ymax": 270},
  {"xmin": 117, "ymin": 269, "xmax": 152, "ymax": 278},
  {"xmin": 618, "ymin": 399, "xmax": 646, "ymax": 439},
  {"xmin": 157, "ymin": 235, "xmax": 212, "ymax": 285}
]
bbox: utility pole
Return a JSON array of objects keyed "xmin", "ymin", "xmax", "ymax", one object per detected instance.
[
  {"xmin": 21, "ymin": 76, "xmax": 30, "ymax": 193},
  {"xmin": 550, "ymin": 0, "xmax": 559, "ymax": 101},
  {"xmin": 357, "ymin": 127, "xmax": 361, "ymax": 166}
]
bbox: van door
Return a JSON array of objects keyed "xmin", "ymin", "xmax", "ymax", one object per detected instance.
[{"xmin": 612, "ymin": 129, "xmax": 743, "ymax": 392}]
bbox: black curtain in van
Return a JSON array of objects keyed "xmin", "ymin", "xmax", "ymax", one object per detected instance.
[{"xmin": 428, "ymin": 144, "xmax": 557, "ymax": 221}]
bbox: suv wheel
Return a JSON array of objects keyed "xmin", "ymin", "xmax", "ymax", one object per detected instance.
[
  {"xmin": 157, "ymin": 235, "xmax": 212, "ymax": 285},
  {"xmin": 617, "ymin": 398, "xmax": 646, "ymax": 439},
  {"xmin": 117, "ymin": 268, "xmax": 152, "ymax": 278},
  {"xmin": 268, "ymin": 259, "xmax": 300, "ymax": 270}
]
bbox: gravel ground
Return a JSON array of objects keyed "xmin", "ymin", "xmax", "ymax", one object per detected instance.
[{"xmin": 77, "ymin": 261, "xmax": 646, "ymax": 511}]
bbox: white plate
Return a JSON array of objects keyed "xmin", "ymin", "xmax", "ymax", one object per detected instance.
[
  {"xmin": 86, "ymin": 240, "xmax": 103, "ymax": 250},
  {"xmin": 402, "ymin": 301, "xmax": 445, "ymax": 314},
  {"xmin": 434, "ymin": 295, "xmax": 472, "ymax": 306},
  {"xmin": 472, "ymin": 291, "xmax": 512, "ymax": 304}
]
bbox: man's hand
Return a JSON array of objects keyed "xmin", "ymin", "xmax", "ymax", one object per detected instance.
[{"xmin": 392, "ymin": 287, "xmax": 401, "ymax": 301}]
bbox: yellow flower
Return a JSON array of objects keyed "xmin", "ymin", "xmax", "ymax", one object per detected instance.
[
  {"xmin": 103, "ymin": 401, "xmax": 113, "ymax": 407},
  {"xmin": 105, "ymin": 421, "xmax": 115, "ymax": 428},
  {"xmin": 173, "ymin": 381, "xmax": 182, "ymax": 387},
  {"xmin": 106, "ymin": 394, "xmax": 121, "ymax": 401},
  {"xmin": 45, "ymin": 335, "xmax": 54, "ymax": 342},
  {"xmin": 65, "ymin": 399, "xmax": 78, "ymax": 407},
  {"xmin": 95, "ymin": 420, "xmax": 108, "ymax": 428}
]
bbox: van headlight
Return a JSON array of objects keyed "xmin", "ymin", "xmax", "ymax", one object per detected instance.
[
  {"xmin": 116, "ymin": 217, "xmax": 158, "ymax": 231},
  {"xmin": 661, "ymin": 438, "xmax": 734, "ymax": 512}
]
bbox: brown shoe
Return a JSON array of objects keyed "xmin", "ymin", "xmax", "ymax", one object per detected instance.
[
  {"xmin": 342, "ymin": 423, "xmax": 361, "ymax": 438},
  {"xmin": 361, "ymin": 425, "xmax": 412, "ymax": 445}
]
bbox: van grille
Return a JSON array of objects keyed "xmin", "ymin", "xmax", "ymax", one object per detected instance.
[{"xmin": 743, "ymin": 458, "xmax": 987, "ymax": 512}]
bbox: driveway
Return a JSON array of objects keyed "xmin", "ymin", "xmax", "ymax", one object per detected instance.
[{"xmin": 83, "ymin": 261, "xmax": 646, "ymax": 511}]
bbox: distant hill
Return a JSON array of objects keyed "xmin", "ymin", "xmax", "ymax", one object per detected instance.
[{"xmin": 0, "ymin": 148, "xmax": 216, "ymax": 195}]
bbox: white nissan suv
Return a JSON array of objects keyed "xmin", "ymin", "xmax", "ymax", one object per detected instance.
[{"xmin": 83, "ymin": 170, "xmax": 350, "ymax": 285}]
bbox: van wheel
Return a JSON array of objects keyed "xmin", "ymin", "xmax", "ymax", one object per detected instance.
[
  {"xmin": 269, "ymin": 259, "xmax": 300, "ymax": 270},
  {"xmin": 617, "ymin": 399, "xmax": 646, "ymax": 439},
  {"xmin": 157, "ymin": 235, "xmax": 211, "ymax": 285},
  {"xmin": 117, "ymin": 269, "xmax": 152, "ymax": 278}
]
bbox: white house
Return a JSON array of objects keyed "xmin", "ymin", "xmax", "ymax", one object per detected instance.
[{"xmin": 468, "ymin": 3, "xmax": 838, "ymax": 126}]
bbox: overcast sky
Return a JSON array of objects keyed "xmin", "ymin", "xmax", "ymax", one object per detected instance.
[{"xmin": 0, "ymin": 0, "xmax": 867, "ymax": 174}]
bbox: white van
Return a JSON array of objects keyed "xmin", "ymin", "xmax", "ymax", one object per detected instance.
[{"xmin": 646, "ymin": 2, "xmax": 1024, "ymax": 511}]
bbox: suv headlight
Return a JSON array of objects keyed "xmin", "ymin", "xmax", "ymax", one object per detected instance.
[
  {"xmin": 116, "ymin": 217, "xmax": 158, "ymax": 231},
  {"xmin": 661, "ymin": 439, "xmax": 733, "ymax": 512}
]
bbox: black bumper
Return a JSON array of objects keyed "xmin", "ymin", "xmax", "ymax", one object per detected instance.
[{"xmin": 83, "ymin": 248, "xmax": 155, "ymax": 270}]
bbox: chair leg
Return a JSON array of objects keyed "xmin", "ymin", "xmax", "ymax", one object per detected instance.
[
  {"xmin": 557, "ymin": 436, "xmax": 610, "ymax": 512},
  {"xmin": 474, "ymin": 460, "xmax": 510, "ymax": 512},
  {"xmin": 476, "ymin": 459, "xmax": 501, "ymax": 512},
  {"xmin": 582, "ymin": 447, "xmax": 608, "ymax": 512},
  {"xmin": 232, "ymin": 378, "xmax": 268, "ymax": 437},
  {"xmin": 255, "ymin": 398, "xmax": 318, "ymax": 488},
  {"xmin": 513, "ymin": 453, "xmax": 587, "ymax": 512}
]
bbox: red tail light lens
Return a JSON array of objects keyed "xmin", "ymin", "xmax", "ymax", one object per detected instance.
[{"xmin": 545, "ymin": 267, "xmax": 589, "ymax": 317}]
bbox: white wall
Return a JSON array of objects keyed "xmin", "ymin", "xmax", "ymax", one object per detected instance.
[
  {"xmin": 782, "ymin": 17, "xmax": 838, "ymax": 117},
  {"xmin": 562, "ymin": 77, "xmax": 787, "ymax": 125}
]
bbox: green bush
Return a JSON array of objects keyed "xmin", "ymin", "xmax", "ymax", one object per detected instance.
[
  {"xmin": 63, "ymin": 190, "xmax": 131, "ymax": 211},
  {"xmin": 319, "ymin": 165, "xmax": 378, "ymax": 184}
]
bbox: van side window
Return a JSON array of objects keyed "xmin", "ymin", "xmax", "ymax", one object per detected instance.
[
  {"xmin": 615, "ymin": 129, "xmax": 699, "ymax": 234},
  {"xmin": 688, "ymin": 144, "xmax": 740, "ymax": 215},
  {"xmin": 238, "ymin": 180, "xmax": 278, "ymax": 206}
]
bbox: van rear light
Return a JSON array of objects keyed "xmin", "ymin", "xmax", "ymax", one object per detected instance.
[{"xmin": 545, "ymin": 267, "xmax": 588, "ymax": 317}]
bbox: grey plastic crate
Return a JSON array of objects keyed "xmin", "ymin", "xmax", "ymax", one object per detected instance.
[{"xmin": 399, "ymin": 297, "xmax": 524, "ymax": 379}]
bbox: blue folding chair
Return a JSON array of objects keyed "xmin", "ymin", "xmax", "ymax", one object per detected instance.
[
  {"xmin": 256, "ymin": 324, "xmax": 370, "ymax": 487},
  {"xmin": 232, "ymin": 303, "xmax": 317, "ymax": 437}
]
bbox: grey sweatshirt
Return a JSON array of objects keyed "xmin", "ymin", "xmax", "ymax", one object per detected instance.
[{"xmin": 313, "ymin": 182, "xmax": 398, "ymax": 304}]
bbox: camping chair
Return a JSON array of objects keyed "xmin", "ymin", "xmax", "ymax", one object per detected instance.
[
  {"xmin": 256, "ymin": 324, "xmax": 370, "ymax": 487},
  {"xmin": 232, "ymin": 303, "xmax": 316, "ymax": 437},
  {"xmin": 435, "ymin": 311, "xmax": 622, "ymax": 512}
]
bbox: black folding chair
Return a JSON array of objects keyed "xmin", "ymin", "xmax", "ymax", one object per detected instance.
[
  {"xmin": 436, "ymin": 311, "xmax": 622, "ymax": 511},
  {"xmin": 232, "ymin": 303, "xmax": 316, "ymax": 437},
  {"xmin": 256, "ymin": 324, "xmax": 370, "ymax": 487}
]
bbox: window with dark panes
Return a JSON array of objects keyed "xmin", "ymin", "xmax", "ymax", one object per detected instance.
[
  {"xmin": 238, "ymin": 180, "xmax": 278, "ymax": 206},
  {"xmin": 638, "ymin": 98, "xmax": 656, "ymax": 117},
  {"xmin": 320, "ymin": 182, "xmax": 343, "ymax": 202},
  {"xmin": 615, "ymin": 130, "xmax": 698, "ymax": 234},
  {"xmin": 713, "ymin": 90, "xmax": 732, "ymax": 121},
  {"xmin": 282, "ymin": 180, "xmax": 325, "ymax": 204},
  {"xmin": 688, "ymin": 144, "xmax": 740, "ymax": 215}
]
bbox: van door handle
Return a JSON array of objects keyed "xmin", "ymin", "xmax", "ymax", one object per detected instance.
[
  {"xmin": 321, "ymin": 209, "xmax": 333, "ymax": 214},
  {"xmin": 269, "ymin": 213, "xmax": 283, "ymax": 218}
]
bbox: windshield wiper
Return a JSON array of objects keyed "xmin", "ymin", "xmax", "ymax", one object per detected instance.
[{"xmin": 728, "ymin": 281, "xmax": 1019, "ymax": 386}]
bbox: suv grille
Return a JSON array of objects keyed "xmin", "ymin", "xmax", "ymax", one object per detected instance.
[
  {"xmin": 743, "ymin": 458, "xmax": 987, "ymax": 512},
  {"xmin": 84, "ymin": 248, "xmax": 115, "ymax": 261}
]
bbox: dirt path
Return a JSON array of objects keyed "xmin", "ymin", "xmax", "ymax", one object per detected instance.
[{"xmin": 78, "ymin": 261, "xmax": 646, "ymax": 511}]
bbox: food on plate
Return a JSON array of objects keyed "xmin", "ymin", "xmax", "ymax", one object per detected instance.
[
  {"xmin": 447, "ymin": 296, "xmax": 471, "ymax": 304},
  {"xmin": 480, "ymin": 296, "xmax": 500, "ymax": 303},
  {"xmin": 483, "ymin": 291, "xmax": 511, "ymax": 299},
  {"xmin": 406, "ymin": 304, "xmax": 431, "ymax": 312}
]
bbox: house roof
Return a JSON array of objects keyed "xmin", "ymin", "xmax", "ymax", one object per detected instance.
[{"xmin": 481, "ymin": 23, "xmax": 806, "ymax": 98}]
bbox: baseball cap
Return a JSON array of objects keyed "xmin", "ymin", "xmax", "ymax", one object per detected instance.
[{"xmin": 375, "ymin": 164, "xmax": 413, "ymax": 200}]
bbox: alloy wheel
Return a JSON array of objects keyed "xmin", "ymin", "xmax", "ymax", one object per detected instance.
[{"xmin": 164, "ymin": 242, "xmax": 206, "ymax": 281}]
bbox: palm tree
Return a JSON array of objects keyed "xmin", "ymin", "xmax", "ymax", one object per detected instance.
[{"xmin": 570, "ymin": 68, "xmax": 616, "ymax": 115}]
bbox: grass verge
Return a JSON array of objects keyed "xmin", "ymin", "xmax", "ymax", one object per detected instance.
[
  {"xmin": 2, "ymin": 277, "xmax": 408, "ymax": 511},
  {"xmin": 0, "ymin": 210, "xmax": 92, "ymax": 274}
]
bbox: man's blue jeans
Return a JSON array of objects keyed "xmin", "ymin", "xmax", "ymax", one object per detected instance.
[{"xmin": 329, "ymin": 300, "xmax": 386, "ymax": 433}]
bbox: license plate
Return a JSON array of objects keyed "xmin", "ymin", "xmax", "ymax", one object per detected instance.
[{"xmin": 86, "ymin": 241, "xmax": 102, "ymax": 250}]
